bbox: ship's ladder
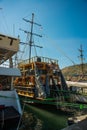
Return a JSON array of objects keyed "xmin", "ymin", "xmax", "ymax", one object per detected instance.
[
  {"xmin": 51, "ymin": 64, "xmax": 70, "ymax": 101},
  {"xmin": 45, "ymin": 74, "xmax": 50, "ymax": 97},
  {"xmin": 51, "ymin": 76, "xmax": 64, "ymax": 100},
  {"xmin": 34, "ymin": 62, "xmax": 46, "ymax": 98}
]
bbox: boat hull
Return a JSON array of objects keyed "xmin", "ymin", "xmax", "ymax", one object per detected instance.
[{"xmin": 0, "ymin": 106, "xmax": 21, "ymax": 130}]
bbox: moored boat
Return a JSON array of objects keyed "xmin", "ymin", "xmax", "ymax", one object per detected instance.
[
  {"xmin": 68, "ymin": 114, "xmax": 87, "ymax": 126},
  {"xmin": 0, "ymin": 33, "xmax": 22, "ymax": 130},
  {"xmin": 14, "ymin": 56, "xmax": 69, "ymax": 104},
  {"xmin": 14, "ymin": 14, "xmax": 87, "ymax": 111},
  {"xmin": 14, "ymin": 14, "xmax": 71, "ymax": 109}
]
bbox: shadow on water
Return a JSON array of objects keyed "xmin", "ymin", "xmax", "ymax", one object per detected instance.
[{"xmin": 20, "ymin": 103, "xmax": 69, "ymax": 130}]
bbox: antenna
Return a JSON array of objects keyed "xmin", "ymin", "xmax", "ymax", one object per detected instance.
[{"xmin": 20, "ymin": 13, "xmax": 42, "ymax": 62}]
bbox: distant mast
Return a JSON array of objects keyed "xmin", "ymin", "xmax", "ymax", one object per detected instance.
[
  {"xmin": 78, "ymin": 44, "xmax": 84, "ymax": 77},
  {"xmin": 22, "ymin": 13, "xmax": 42, "ymax": 62}
]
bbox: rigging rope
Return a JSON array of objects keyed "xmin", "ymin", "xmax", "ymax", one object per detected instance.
[
  {"xmin": 20, "ymin": 33, "xmax": 30, "ymax": 60},
  {"xmin": 43, "ymin": 34, "xmax": 76, "ymax": 66},
  {"xmin": 16, "ymin": 97, "xmax": 27, "ymax": 130}
]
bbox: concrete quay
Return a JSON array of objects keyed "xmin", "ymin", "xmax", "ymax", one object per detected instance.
[{"xmin": 62, "ymin": 118, "xmax": 87, "ymax": 130}]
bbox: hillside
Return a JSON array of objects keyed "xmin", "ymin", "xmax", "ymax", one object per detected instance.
[{"xmin": 62, "ymin": 63, "xmax": 87, "ymax": 81}]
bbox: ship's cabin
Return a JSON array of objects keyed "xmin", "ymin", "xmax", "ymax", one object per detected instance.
[
  {"xmin": 14, "ymin": 56, "xmax": 59, "ymax": 85},
  {"xmin": 14, "ymin": 56, "xmax": 68, "ymax": 99}
]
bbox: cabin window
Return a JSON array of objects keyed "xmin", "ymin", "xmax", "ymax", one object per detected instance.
[{"xmin": 0, "ymin": 76, "xmax": 11, "ymax": 90}]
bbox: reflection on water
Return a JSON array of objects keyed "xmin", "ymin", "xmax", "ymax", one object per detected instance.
[{"xmin": 20, "ymin": 104, "xmax": 68, "ymax": 130}]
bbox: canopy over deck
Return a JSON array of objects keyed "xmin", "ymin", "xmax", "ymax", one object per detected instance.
[
  {"xmin": 0, "ymin": 67, "xmax": 21, "ymax": 77},
  {"xmin": 0, "ymin": 34, "xmax": 20, "ymax": 64}
]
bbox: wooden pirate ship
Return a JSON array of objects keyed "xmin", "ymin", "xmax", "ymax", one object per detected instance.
[{"xmin": 14, "ymin": 13, "xmax": 70, "ymax": 107}]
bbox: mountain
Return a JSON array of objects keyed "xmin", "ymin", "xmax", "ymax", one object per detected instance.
[{"xmin": 62, "ymin": 63, "xmax": 87, "ymax": 81}]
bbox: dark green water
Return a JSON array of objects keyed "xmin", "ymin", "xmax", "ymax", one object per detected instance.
[{"xmin": 20, "ymin": 104, "xmax": 69, "ymax": 130}]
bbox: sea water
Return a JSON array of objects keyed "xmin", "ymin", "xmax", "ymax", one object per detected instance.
[{"xmin": 20, "ymin": 104, "xmax": 69, "ymax": 130}]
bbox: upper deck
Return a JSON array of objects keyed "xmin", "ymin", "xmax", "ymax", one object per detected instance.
[
  {"xmin": 18, "ymin": 56, "xmax": 58, "ymax": 66},
  {"xmin": 0, "ymin": 33, "xmax": 20, "ymax": 64}
]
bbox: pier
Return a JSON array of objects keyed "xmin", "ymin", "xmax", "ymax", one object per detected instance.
[{"xmin": 62, "ymin": 118, "xmax": 87, "ymax": 130}]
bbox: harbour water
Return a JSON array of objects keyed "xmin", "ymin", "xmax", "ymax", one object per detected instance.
[{"xmin": 20, "ymin": 104, "xmax": 69, "ymax": 130}]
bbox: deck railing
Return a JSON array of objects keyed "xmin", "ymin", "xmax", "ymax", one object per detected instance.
[{"xmin": 18, "ymin": 56, "xmax": 58, "ymax": 65}]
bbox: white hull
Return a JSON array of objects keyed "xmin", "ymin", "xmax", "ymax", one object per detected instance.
[{"xmin": 0, "ymin": 89, "xmax": 22, "ymax": 115}]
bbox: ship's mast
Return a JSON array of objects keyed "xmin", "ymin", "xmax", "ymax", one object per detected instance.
[
  {"xmin": 21, "ymin": 13, "xmax": 42, "ymax": 62},
  {"xmin": 78, "ymin": 44, "xmax": 84, "ymax": 77}
]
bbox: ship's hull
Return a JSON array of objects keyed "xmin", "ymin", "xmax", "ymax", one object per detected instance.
[
  {"xmin": 0, "ymin": 90, "xmax": 22, "ymax": 130},
  {"xmin": 0, "ymin": 106, "xmax": 21, "ymax": 130},
  {"xmin": 18, "ymin": 94, "xmax": 71, "ymax": 113}
]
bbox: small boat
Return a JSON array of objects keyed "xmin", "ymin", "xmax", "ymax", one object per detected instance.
[
  {"xmin": 0, "ymin": 34, "xmax": 22, "ymax": 130},
  {"xmin": 68, "ymin": 114, "xmax": 87, "ymax": 126}
]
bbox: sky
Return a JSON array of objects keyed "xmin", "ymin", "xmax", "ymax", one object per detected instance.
[{"xmin": 0, "ymin": 0, "xmax": 87, "ymax": 69}]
